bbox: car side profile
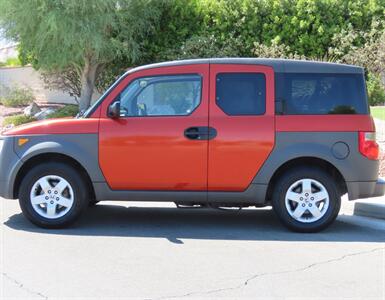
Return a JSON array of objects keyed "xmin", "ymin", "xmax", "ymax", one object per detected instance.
[{"xmin": 0, "ymin": 58, "xmax": 383, "ymax": 232}]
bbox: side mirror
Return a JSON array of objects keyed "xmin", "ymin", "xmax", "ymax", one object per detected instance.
[{"xmin": 108, "ymin": 101, "xmax": 121, "ymax": 119}]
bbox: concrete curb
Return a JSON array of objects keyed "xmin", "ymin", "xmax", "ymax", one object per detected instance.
[{"xmin": 353, "ymin": 197, "xmax": 385, "ymax": 220}]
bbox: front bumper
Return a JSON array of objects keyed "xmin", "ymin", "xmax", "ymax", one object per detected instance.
[{"xmin": 347, "ymin": 178, "xmax": 385, "ymax": 200}]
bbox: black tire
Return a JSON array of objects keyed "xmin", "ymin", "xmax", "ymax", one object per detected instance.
[
  {"xmin": 272, "ymin": 167, "xmax": 341, "ymax": 233},
  {"xmin": 88, "ymin": 200, "xmax": 100, "ymax": 207},
  {"xmin": 18, "ymin": 162, "xmax": 89, "ymax": 228}
]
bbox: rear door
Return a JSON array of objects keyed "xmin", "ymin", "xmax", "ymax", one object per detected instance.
[{"xmin": 208, "ymin": 64, "xmax": 275, "ymax": 191}]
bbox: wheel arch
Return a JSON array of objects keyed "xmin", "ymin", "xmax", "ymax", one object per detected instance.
[
  {"xmin": 265, "ymin": 156, "xmax": 347, "ymax": 203},
  {"xmin": 13, "ymin": 152, "xmax": 95, "ymax": 201}
]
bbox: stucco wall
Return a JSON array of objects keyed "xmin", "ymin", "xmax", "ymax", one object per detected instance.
[
  {"xmin": 0, "ymin": 66, "xmax": 78, "ymax": 104},
  {"xmin": 0, "ymin": 45, "xmax": 18, "ymax": 62}
]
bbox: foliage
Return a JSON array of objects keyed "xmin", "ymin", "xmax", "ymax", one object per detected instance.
[
  {"xmin": 17, "ymin": 0, "xmax": 204, "ymax": 103},
  {"xmin": 163, "ymin": 34, "xmax": 243, "ymax": 60},
  {"xmin": 46, "ymin": 105, "xmax": 79, "ymax": 119},
  {"xmin": 370, "ymin": 106, "xmax": 385, "ymax": 120},
  {"xmin": 198, "ymin": 0, "xmax": 385, "ymax": 58},
  {"xmin": 330, "ymin": 20, "xmax": 385, "ymax": 72},
  {"xmin": 3, "ymin": 114, "xmax": 36, "ymax": 126},
  {"xmin": 0, "ymin": 0, "xmax": 165, "ymax": 110},
  {"xmin": 142, "ymin": 0, "xmax": 203, "ymax": 63},
  {"xmin": 252, "ymin": 40, "xmax": 304, "ymax": 59},
  {"xmin": 0, "ymin": 85, "xmax": 35, "ymax": 107},
  {"xmin": 0, "ymin": 57, "xmax": 22, "ymax": 67},
  {"xmin": 367, "ymin": 73, "xmax": 385, "ymax": 106},
  {"xmin": 41, "ymin": 68, "xmax": 81, "ymax": 99}
]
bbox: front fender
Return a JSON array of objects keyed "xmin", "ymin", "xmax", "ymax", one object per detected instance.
[{"xmin": 13, "ymin": 134, "xmax": 105, "ymax": 182}]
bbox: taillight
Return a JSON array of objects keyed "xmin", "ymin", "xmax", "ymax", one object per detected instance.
[{"xmin": 359, "ymin": 132, "xmax": 379, "ymax": 160}]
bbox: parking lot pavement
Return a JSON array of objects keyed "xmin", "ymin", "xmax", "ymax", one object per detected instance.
[{"xmin": 1, "ymin": 198, "xmax": 384, "ymax": 300}]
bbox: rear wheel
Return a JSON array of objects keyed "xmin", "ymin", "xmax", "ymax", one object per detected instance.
[
  {"xmin": 272, "ymin": 167, "xmax": 341, "ymax": 232},
  {"xmin": 19, "ymin": 162, "xmax": 88, "ymax": 228}
]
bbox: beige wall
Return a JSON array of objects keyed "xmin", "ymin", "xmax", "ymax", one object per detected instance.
[
  {"xmin": 0, "ymin": 45, "xmax": 18, "ymax": 62},
  {"xmin": 0, "ymin": 66, "xmax": 101, "ymax": 105}
]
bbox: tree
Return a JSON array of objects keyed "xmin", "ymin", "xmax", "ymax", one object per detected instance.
[{"xmin": 0, "ymin": 0, "xmax": 163, "ymax": 110}]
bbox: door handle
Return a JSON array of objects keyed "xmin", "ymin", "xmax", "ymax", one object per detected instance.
[{"xmin": 184, "ymin": 127, "xmax": 217, "ymax": 140}]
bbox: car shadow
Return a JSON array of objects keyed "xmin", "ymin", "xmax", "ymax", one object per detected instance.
[{"xmin": 4, "ymin": 203, "xmax": 385, "ymax": 243}]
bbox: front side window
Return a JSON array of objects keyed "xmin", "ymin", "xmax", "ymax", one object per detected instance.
[
  {"xmin": 216, "ymin": 73, "xmax": 266, "ymax": 116},
  {"xmin": 276, "ymin": 73, "xmax": 369, "ymax": 115},
  {"xmin": 119, "ymin": 74, "xmax": 202, "ymax": 117}
]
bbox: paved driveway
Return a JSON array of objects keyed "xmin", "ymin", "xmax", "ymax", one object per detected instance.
[{"xmin": 1, "ymin": 199, "xmax": 384, "ymax": 299}]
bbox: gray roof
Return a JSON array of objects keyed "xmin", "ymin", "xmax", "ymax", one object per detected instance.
[{"xmin": 128, "ymin": 58, "xmax": 364, "ymax": 75}]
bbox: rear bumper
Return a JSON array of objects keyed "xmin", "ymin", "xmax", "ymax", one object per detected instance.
[{"xmin": 347, "ymin": 178, "xmax": 385, "ymax": 200}]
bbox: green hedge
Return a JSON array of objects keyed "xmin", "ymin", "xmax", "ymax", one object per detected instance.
[
  {"xmin": 367, "ymin": 73, "xmax": 385, "ymax": 106},
  {"xmin": 3, "ymin": 114, "xmax": 36, "ymax": 126},
  {"xmin": 46, "ymin": 105, "xmax": 79, "ymax": 118}
]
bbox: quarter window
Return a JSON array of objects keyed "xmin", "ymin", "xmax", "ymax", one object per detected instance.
[
  {"xmin": 119, "ymin": 74, "xmax": 202, "ymax": 117},
  {"xmin": 216, "ymin": 73, "xmax": 266, "ymax": 115},
  {"xmin": 276, "ymin": 73, "xmax": 369, "ymax": 115}
]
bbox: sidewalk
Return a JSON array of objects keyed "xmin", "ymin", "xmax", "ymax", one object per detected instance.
[{"xmin": 353, "ymin": 196, "xmax": 385, "ymax": 220}]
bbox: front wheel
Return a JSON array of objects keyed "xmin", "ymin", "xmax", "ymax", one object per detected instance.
[
  {"xmin": 19, "ymin": 162, "xmax": 88, "ymax": 228},
  {"xmin": 272, "ymin": 167, "xmax": 341, "ymax": 233}
]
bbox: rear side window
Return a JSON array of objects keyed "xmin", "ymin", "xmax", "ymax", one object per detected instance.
[
  {"xmin": 216, "ymin": 73, "xmax": 266, "ymax": 115},
  {"xmin": 276, "ymin": 73, "xmax": 369, "ymax": 115}
]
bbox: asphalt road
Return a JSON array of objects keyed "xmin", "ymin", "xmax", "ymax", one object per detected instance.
[{"xmin": 1, "ymin": 198, "xmax": 384, "ymax": 300}]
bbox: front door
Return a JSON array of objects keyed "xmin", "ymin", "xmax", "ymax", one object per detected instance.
[
  {"xmin": 99, "ymin": 64, "xmax": 209, "ymax": 191},
  {"xmin": 208, "ymin": 64, "xmax": 275, "ymax": 191}
]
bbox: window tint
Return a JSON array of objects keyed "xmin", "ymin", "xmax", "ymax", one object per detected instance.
[
  {"xmin": 216, "ymin": 73, "xmax": 266, "ymax": 115},
  {"xmin": 276, "ymin": 73, "xmax": 368, "ymax": 115},
  {"xmin": 119, "ymin": 74, "xmax": 201, "ymax": 117}
]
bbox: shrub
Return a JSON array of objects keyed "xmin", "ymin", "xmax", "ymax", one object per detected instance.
[
  {"xmin": 1, "ymin": 85, "xmax": 35, "ymax": 107},
  {"xmin": 46, "ymin": 105, "xmax": 79, "ymax": 119},
  {"xmin": 0, "ymin": 57, "xmax": 22, "ymax": 68},
  {"xmin": 5, "ymin": 57, "xmax": 22, "ymax": 67},
  {"xmin": 367, "ymin": 73, "xmax": 385, "ymax": 106},
  {"xmin": 0, "ymin": 83, "xmax": 10, "ymax": 103},
  {"xmin": 3, "ymin": 114, "xmax": 36, "ymax": 126}
]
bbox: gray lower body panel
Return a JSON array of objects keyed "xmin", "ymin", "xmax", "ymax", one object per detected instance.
[
  {"xmin": 0, "ymin": 181, "xmax": 11, "ymax": 199},
  {"xmin": 0, "ymin": 136, "xmax": 23, "ymax": 199},
  {"xmin": 347, "ymin": 179, "xmax": 385, "ymax": 200},
  {"xmin": 93, "ymin": 182, "xmax": 268, "ymax": 206}
]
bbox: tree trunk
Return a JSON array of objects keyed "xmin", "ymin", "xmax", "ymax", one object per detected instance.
[{"xmin": 79, "ymin": 58, "xmax": 99, "ymax": 112}]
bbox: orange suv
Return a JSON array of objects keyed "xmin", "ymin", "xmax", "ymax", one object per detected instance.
[{"xmin": 0, "ymin": 58, "xmax": 383, "ymax": 232}]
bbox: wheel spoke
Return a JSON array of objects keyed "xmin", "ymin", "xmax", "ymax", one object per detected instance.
[
  {"xmin": 292, "ymin": 205, "xmax": 306, "ymax": 219},
  {"xmin": 37, "ymin": 178, "xmax": 52, "ymax": 193},
  {"xmin": 286, "ymin": 191, "xmax": 302, "ymax": 203},
  {"xmin": 46, "ymin": 203, "xmax": 56, "ymax": 217},
  {"xmin": 57, "ymin": 197, "xmax": 72, "ymax": 208},
  {"xmin": 302, "ymin": 179, "xmax": 312, "ymax": 193},
  {"xmin": 312, "ymin": 190, "xmax": 328, "ymax": 202},
  {"xmin": 55, "ymin": 180, "xmax": 69, "ymax": 195},
  {"xmin": 31, "ymin": 195, "xmax": 47, "ymax": 205},
  {"xmin": 308, "ymin": 204, "xmax": 322, "ymax": 218}
]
